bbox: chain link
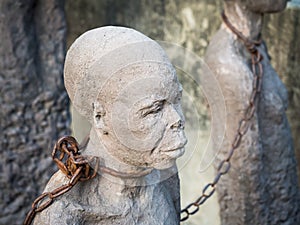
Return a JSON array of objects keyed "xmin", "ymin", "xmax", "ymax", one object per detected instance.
[
  {"xmin": 23, "ymin": 136, "xmax": 99, "ymax": 225},
  {"xmin": 180, "ymin": 11, "xmax": 264, "ymax": 222}
]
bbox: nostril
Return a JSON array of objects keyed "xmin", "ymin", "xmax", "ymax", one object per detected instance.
[
  {"xmin": 170, "ymin": 123, "xmax": 178, "ymax": 129},
  {"xmin": 170, "ymin": 120, "xmax": 184, "ymax": 130},
  {"xmin": 180, "ymin": 121, "xmax": 185, "ymax": 129}
]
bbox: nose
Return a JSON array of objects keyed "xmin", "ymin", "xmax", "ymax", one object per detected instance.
[
  {"xmin": 170, "ymin": 120, "xmax": 184, "ymax": 130},
  {"xmin": 165, "ymin": 104, "xmax": 185, "ymax": 130}
]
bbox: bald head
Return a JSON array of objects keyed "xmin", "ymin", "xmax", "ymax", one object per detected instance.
[{"xmin": 64, "ymin": 26, "xmax": 171, "ymax": 121}]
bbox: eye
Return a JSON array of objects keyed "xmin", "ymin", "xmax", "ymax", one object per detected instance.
[{"xmin": 141, "ymin": 101, "xmax": 164, "ymax": 117}]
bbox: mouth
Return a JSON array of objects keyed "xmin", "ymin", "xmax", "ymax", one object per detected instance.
[
  {"xmin": 162, "ymin": 147, "xmax": 185, "ymax": 158},
  {"xmin": 162, "ymin": 138, "xmax": 187, "ymax": 151},
  {"xmin": 157, "ymin": 136, "xmax": 187, "ymax": 159}
]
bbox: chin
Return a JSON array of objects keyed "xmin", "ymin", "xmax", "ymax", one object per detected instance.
[{"xmin": 151, "ymin": 147, "xmax": 185, "ymax": 170}]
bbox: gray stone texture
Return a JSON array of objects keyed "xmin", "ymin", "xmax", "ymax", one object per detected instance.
[
  {"xmin": 0, "ymin": 0, "xmax": 69, "ymax": 224},
  {"xmin": 263, "ymin": 9, "xmax": 300, "ymax": 184}
]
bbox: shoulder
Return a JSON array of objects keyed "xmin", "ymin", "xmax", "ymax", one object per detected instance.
[
  {"xmin": 205, "ymin": 27, "xmax": 252, "ymax": 82},
  {"xmin": 43, "ymin": 170, "xmax": 70, "ymax": 192}
]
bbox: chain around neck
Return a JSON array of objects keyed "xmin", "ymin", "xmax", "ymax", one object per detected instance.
[{"xmin": 80, "ymin": 135, "xmax": 154, "ymax": 179}]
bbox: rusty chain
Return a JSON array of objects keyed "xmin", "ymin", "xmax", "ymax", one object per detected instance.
[
  {"xmin": 180, "ymin": 11, "xmax": 264, "ymax": 222},
  {"xmin": 23, "ymin": 135, "xmax": 154, "ymax": 225},
  {"xmin": 23, "ymin": 136, "xmax": 99, "ymax": 225}
]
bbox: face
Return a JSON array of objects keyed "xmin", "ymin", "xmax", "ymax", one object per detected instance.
[
  {"xmin": 244, "ymin": 0, "xmax": 288, "ymax": 13},
  {"xmin": 96, "ymin": 63, "xmax": 187, "ymax": 170}
]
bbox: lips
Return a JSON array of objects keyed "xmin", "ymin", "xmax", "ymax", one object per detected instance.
[
  {"xmin": 158, "ymin": 133, "xmax": 187, "ymax": 158},
  {"xmin": 162, "ymin": 137, "xmax": 187, "ymax": 152},
  {"xmin": 163, "ymin": 147, "xmax": 185, "ymax": 158}
]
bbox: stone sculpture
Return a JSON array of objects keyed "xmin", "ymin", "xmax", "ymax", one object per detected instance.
[
  {"xmin": 33, "ymin": 27, "xmax": 187, "ymax": 225},
  {"xmin": 205, "ymin": 0, "xmax": 300, "ymax": 224}
]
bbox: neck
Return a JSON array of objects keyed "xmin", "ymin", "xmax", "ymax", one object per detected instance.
[
  {"xmin": 83, "ymin": 128, "xmax": 158, "ymax": 187},
  {"xmin": 223, "ymin": 2, "xmax": 263, "ymax": 41}
]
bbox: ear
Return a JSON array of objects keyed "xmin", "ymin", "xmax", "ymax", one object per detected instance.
[{"xmin": 92, "ymin": 102, "xmax": 109, "ymax": 135}]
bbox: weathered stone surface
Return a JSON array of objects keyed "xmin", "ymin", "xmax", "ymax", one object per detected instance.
[
  {"xmin": 263, "ymin": 8, "xmax": 300, "ymax": 185},
  {"xmin": 0, "ymin": 0, "xmax": 69, "ymax": 224},
  {"xmin": 205, "ymin": 0, "xmax": 300, "ymax": 224}
]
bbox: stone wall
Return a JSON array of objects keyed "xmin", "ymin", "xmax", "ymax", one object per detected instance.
[{"xmin": 0, "ymin": 0, "xmax": 70, "ymax": 224}]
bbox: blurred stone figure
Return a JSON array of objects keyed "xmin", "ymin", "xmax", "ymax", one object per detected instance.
[
  {"xmin": 33, "ymin": 27, "xmax": 187, "ymax": 225},
  {"xmin": 205, "ymin": 0, "xmax": 300, "ymax": 224}
]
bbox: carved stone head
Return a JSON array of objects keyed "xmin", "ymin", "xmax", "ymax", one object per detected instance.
[{"xmin": 64, "ymin": 27, "xmax": 187, "ymax": 170}]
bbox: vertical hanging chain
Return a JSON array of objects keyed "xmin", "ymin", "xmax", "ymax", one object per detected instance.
[{"xmin": 180, "ymin": 11, "xmax": 264, "ymax": 222}]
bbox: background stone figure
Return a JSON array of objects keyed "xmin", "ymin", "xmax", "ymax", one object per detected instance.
[
  {"xmin": 0, "ymin": 0, "xmax": 69, "ymax": 224},
  {"xmin": 205, "ymin": 0, "xmax": 300, "ymax": 224},
  {"xmin": 33, "ymin": 26, "xmax": 187, "ymax": 225},
  {"xmin": 263, "ymin": 5, "xmax": 300, "ymax": 183}
]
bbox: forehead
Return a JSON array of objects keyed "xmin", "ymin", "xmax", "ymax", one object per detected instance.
[
  {"xmin": 97, "ymin": 62, "xmax": 180, "ymax": 105},
  {"xmin": 117, "ymin": 64, "xmax": 180, "ymax": 104}
]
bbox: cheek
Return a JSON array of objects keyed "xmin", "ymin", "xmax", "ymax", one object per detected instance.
[
  {"xmin": 129, "ymin": 114, "xmax": 166, "ymax": 150},
  {"xmin": 110, "ymin": 101, "xmax": 167, "ymax": 152}
]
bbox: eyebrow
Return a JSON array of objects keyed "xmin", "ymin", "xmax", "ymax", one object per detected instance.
[
  {"xmin": 140, "ymin": 98, "xmax": 165, "ymax": 109},
  {"xmin": 137, "ymin": 99, "xmax": 164, "ymax": 117}
]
